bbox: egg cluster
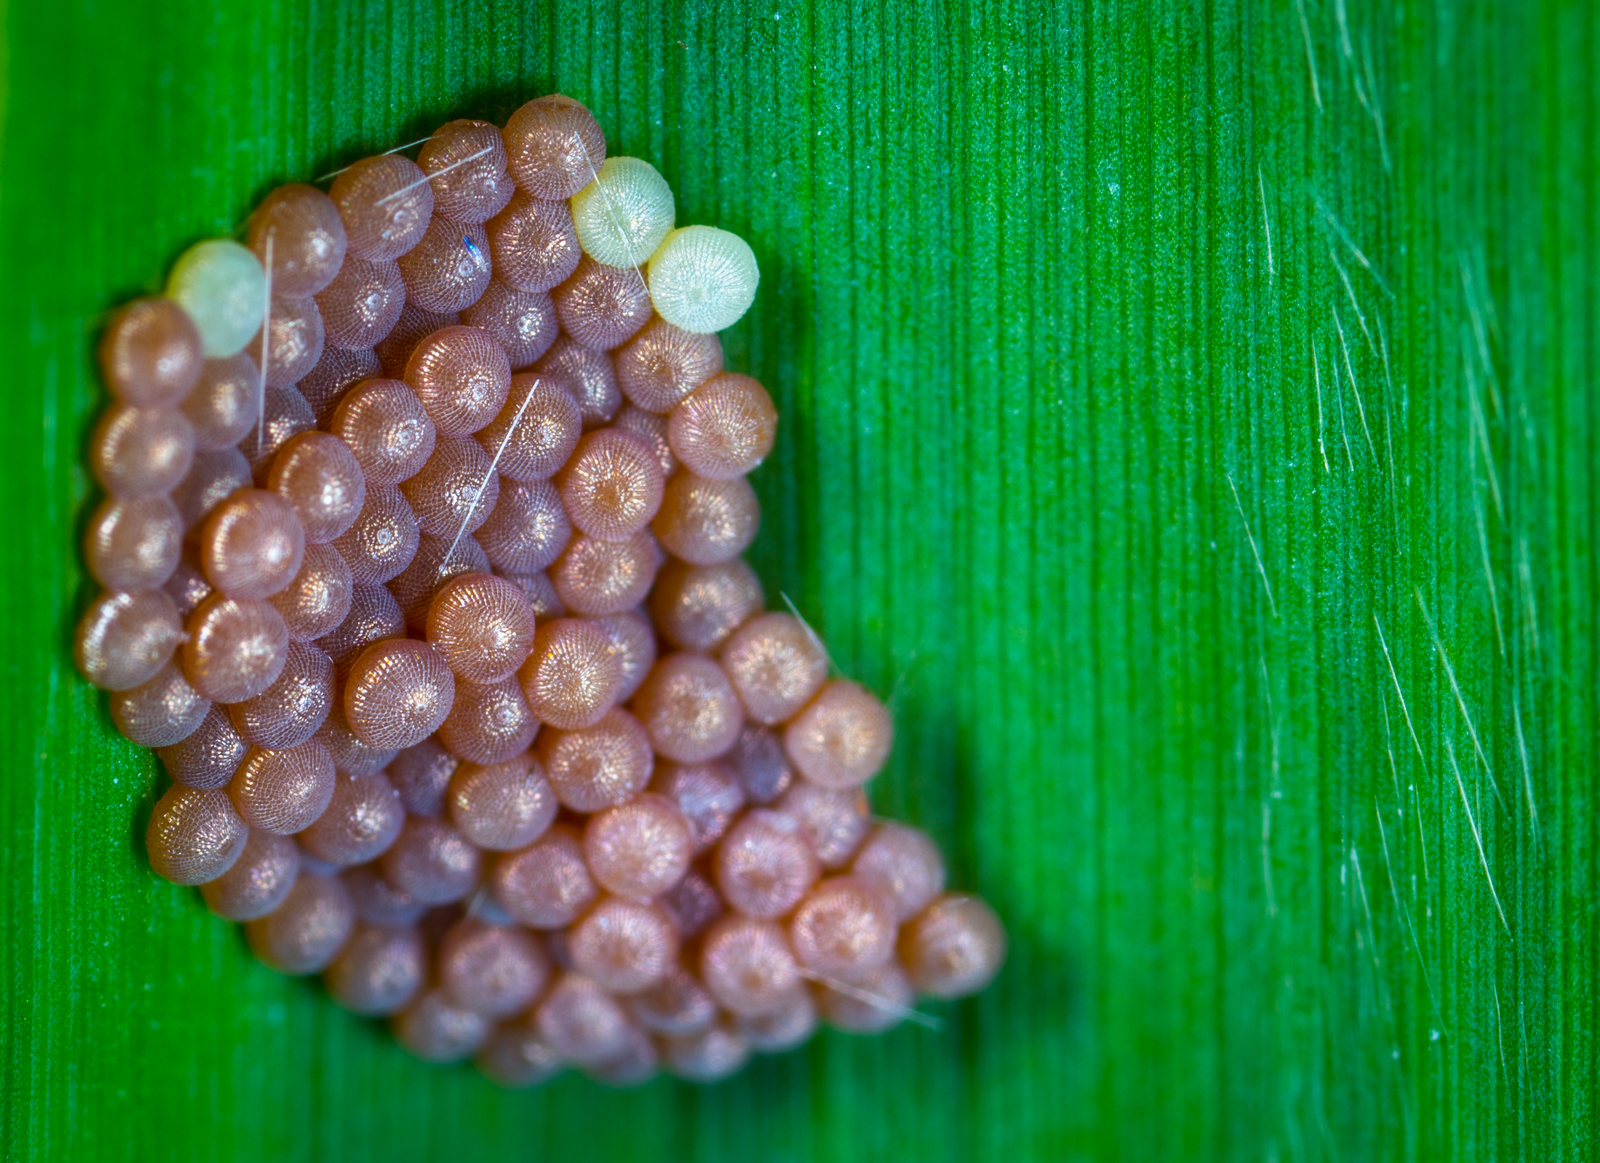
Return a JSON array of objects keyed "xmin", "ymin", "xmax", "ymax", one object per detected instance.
[{"xmin": 75, "ymin": 94, "xmax": 1004, "ymax": 1087}]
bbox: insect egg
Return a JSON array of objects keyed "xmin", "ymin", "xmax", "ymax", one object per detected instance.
[
  {"xmin": 437, "ymin": 917, "xmax": 549, "ymax": 1017},
  {"xmin": 227, "ymin": 639, "xmax": 335, "ymax": 749},
  {"xmin": 145, "ymin": 784, "xmax": 249, "ymax": 886},
  {"xmin": 396, "ymin": 217, "xmax": 493, "ymax": 313},
  {"xmin": 550, "ymin": 529, "xmax": 662, "ymax": 616},
  {"xmin": 569, "ymin": 156, "xmax": 675, "ymax": 268},
  {"xmin": 581, "ymin": 792, "xmax": 693, "ymax": 901},
  {"xmin": 315, "ymin": 253, "xmax": 407, "ymax": 350},
  {"xmin": 330, "ymin": 483, "xmax": 420, "ymax": 586},
  {"xmin": 173, "ymin": 447, "xmax": 251, "ymax": 529},
  {"xmin": 328, "ymin": 378, "xmax": 436, "ymax": 487},
  {"xmin": 98, "ymin": 297, "xmax": 203, "ymax": 407},
  {"xmin": 247, "ymin": 183, "xmax": 349, "ymax": 297},
  {"xmin": 666, "ymin": 372, "xmax": 777, "ymax": 481},
  {"xmin": 475, "ymin": 477, "xmax": 572, "ymax": 575},
  {"xmin": 182, "ymin": 593, "xmax": 290, "ymax": 703},
  {"xmin": 725, "ymin": 723, "xmax": 795, "ymax": 804},
  {"xmin": 75, "ymin": 588, "xmax": 184, "ymax": 691},
  {"xmin": 201, "ymin": 488, "xmax": 306, "ymax": 601},
  {"xmin": 108, "ymin": 662, "xmax": 209, "ymax": 748},
  {"xmin": 342, "ymin": 638, "xmax": 455, "ymax": 750},
  {"xmin": 661, "ymin": 1019, "xmax": 750, "ymax": 1083},
  {"xmin": 330, "ymin": 155, "xmax": 434, "ymax": 262},
  {"xmin": 325, "ymin": 924, "xmax": 425, "ymax": 1016},
  {"xmin": 850, "ymin": 822, "xmax": 947, "ymax": 922},
  {"xmin": 551, "ymin": 256, "xmax": 652, "ymax": 350},
  {"xmin": 787, "ymin": 875, "xmax": 897, "ymax": 983},
  {"xmin": 533, "ymin": 973, "xmax": 632, "ymax": 1066},
  {"xmin": 646, "ymin": 225, "xmax": 761, "ymax": 335},
  {"xmin": 269, "ymin": 542, "xmax": 354, "ymax": 642},
  {"xmin": 632, "ymin": 652, "xmax": 744, "ymax": 764},
  {"xmin": 650, "ymin": 759, "xmax": 745, "ymax": 854},
  {"xmin": 399, "ymin": 435, "xmax": 499, "ymax": 538},
  {"xmin": 391, "ymin": 990, "xmax": 489, "ymax": 1062},
  {"xmin": 460, "ymin": 279, "xmax": 558, "ymax": 368},
  {"xmin": 90, "ymin": 403, "xmax": 195, "ymax": 499},
  {"xmin": 164, "ymin": 238, "xmax": 267, "ymax": 357},
  {"xmin": 474, "ymin": 1017, "xmax": 564, "ymax": 1088},
  {"xmin": 246, "ymin": 872, "xmax": 356, "ymax": 975},
  {"xmin": 568, "ymin": 897, "xmax": 679, "ymax": 994},
  {"xmin": 714, "ymin": 807, "xmax": 819, "ymax": 919},
  {"xmin": 249, "ymin": 292, "xmax": 325, "ymax": 389},
  {"xmin": 296, "ymin": 345, "xmax": 382, "ymax": 425},
  {"xmin": 418, "ymin": 119, "xmax": 514, "ymax": 225},
  {"xmin": 445, "ymin": 752, "xmax": 556, "ymax": 850},
  {"xmin": 156, "ymin": 704, "xmax": 247, "ymax": 790},
  {"xmin": 228, "ymin": 739, "xmax": 338, "ymax": 835},
  {"xmin": 83, "ymin": 494, "xmax": 183, "ymax": 592},
  {"xmin": 475, "ymin": 371, "xmax": 582, "ymax": 482},
  {"xmin": 298, "ymin": 771, "xmax": 405, "ymax": 866},
  {"xmin": 426, "ymin": 571, "xmax": 536, "ymax": 683},
  {"xmin": 519, "ymin": 617, "xmax": 623, "ymax": 730},
  {"xmin": 403, "ymin": 324, "xmax": 511, "ymax": 438},
  {"xmin": 614, "ymin": 315, "xmax": 723, "ymax": 413},
  {"xmin": 652, "ymin": 471, "xmax": 759, "ymax": 567},
  {"xmin": 380, "ymin": 816, "xmax": 482, "ymax": 905},
  {"xmin": 659, "ymin": 868, "xmax": 724, "ymax": 939},
  {"xmin": 200, "ymin": 828, "xmax": 301, "ymax": 921},
  {"xmin": 181, "ymin": 354, "xmax": 260, "ymax": 449},
  {"xmin": 775, "ymin": 779, "xmax": 871, "ymax": 869},
  {"xmin": 502, "ymin": 94, "xmax": 607, "ymax": 201},
  {"xmin": 537, "ymin": 708, "xmax": 653, "ymax": 811},
  {"xmin": 648, "ymin": 557, "xmax": 764, "ymax": 653},
  {"xmin": 699, "ymin": 915, "xmax": 801, "ymax": 1018},
  {"xmin": 557, "ymin": 429, "xmax": 664, "ymax": 543},
  {"xmin": 783, "ymin": 679, "xmax": 894, "ymax": 790},
  {"xmin": 719, "ymin": 611, "xmax": 828, "ymax": 725},
  {"xmin": 491, "ymin": 822, "xmax": 598, "ymax": 929},
  {"xmin": 899, "ymin": 893, "xmax": 1008, "ymax": 999},
  {"xmin": 485, "ymin": 189, "xmax": 583, "ymax": 294},
  {"xmin": 534, "ymin": 335, "xmax": 621, "ymax": 428}
]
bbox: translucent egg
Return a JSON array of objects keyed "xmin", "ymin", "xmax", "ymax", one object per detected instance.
[
  {"xmin": 646, "ymin": 225, "xmax": 759, "ymax": 334},
  {"xmin": 165, "ymin": 238, "xmax": 268, "ymax": 357},
  {"xmin": 570, "ymin": 156, "xmax": 675, "ymax": 268}
]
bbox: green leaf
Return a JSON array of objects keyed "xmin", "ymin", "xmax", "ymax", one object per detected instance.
[{"xmin": 2, "ymin": 1, "xmax": 1593, "ymax": 1159}]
